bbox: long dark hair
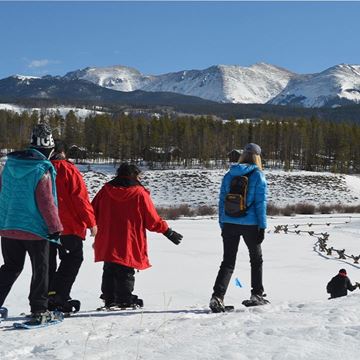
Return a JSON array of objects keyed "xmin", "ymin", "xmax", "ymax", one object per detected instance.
[
  {"xmin": 116, "ymin": 163, "xmax": 141, "ymax": 178},
  {"xmin": 110, "ymin": 162, "xmax": 142, "ymax": 187}
]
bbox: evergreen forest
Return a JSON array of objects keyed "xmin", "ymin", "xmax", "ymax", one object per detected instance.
[{"xmin": 0, "ymin": 109, "xmax": 360, "ymax": 173}]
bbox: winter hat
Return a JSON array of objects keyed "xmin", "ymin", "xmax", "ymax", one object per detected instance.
[
  {"xmin": 339, "ymin": 269, "xmax": 347, "ymax": 275},
  {"xmin": 30, "ymin": 123, "xmax": 55, "ymax": 149},
  {"xmin": 243, "ymin": 143, "xmax": 261, "ymax": 156}
]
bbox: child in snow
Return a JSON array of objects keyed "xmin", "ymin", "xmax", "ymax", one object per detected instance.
[
  {"xmin": 326, "ymin": 268, "xmax": 359, "ymax": 299},
  {"xmin": 92, "ymin": 163, "xmax": 183, "ymax": 308}
]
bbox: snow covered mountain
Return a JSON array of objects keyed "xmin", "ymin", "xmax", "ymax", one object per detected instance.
[
  {"xmin": 64, "ymin": 63, "xmax": 295, "ymax": 104},
  {"xmin": 269, "ymin": 64, "xmax": 360, "ymax": 107},
  {"xmin": 65, "ymin": 65, "xmax": 154, "ymax": 92},
  {"xmin": 4, "ymin": 63, "xmax": 360, "ymax": 108}
]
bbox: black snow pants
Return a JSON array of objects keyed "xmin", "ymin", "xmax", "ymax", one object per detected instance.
[
  {"xmin": 0, "ymin": 237, "xmax": 49, "ymax": 313},
  {"xmin": 101, "ymin": 262, "xmax": 135, "ymax": 306},
  {"xmin": 212, "ymin": 223, "xmax": 264, "ymax": 299},
  {"xmin": 49, "ymin": 234, "xmax": 84, "ymax": 302}
]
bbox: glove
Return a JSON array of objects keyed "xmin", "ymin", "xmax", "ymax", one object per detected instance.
[
  {"xmin": 257, "ymin": 228, "xmax": 265, "ymax": 244},
  {"xmin": 163, "ymin": 228, "xmax": 183, "ymax": 245},
  {"xmin": 47, "ymin": 232, "xmax": 61, "ymax": 242},
  {"xmin": 355, "ymin": 282, "xmax": 360, "ymax": 289}
]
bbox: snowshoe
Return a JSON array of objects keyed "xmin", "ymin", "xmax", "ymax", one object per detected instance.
[
  {"xmin": 14, "ymin": 310, "xmax": 64, "ymax": 329},
  {"xmin": 61, "ymin": 299, "xmax": 81, "ymax": 315},
  {"xmin": 0, "ymin": 307, "xmax": 8, "ymax": 320},
  {"xmin": 242, "ymin": 294, "xmax": 270, "ymax": 307},
  {"xmin": 209, "ymin": 296, "xmax": 234, "ymax": 313},
  {"xmin": 115, "ymin": 297, "xmax": 144, "ymax": 310},
  {"xmin": 97, "ymin": 294, "xmax": 144, "ymax": 311},
  {"xmin": 48, "ymin": 294, "xmax": 81, "ymax": 315},
  {"xmin": 97, "ymin": 297, "xmax": 144, "ymax": 311}
]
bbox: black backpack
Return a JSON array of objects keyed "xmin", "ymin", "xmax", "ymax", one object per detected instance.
[{"xmin": 224, "ymin": 170, "xmax": 255, "ymax": 217}]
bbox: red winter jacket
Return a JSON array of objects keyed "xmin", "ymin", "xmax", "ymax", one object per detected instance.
[
  {"xmin": 51, "ymin": 159, "xmax": 96, "ymax": 239},
  {"xmin": 92, "ymin": 183, "xmax": 169, "ymax": 270}
]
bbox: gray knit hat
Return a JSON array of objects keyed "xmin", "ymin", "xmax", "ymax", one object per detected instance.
[
  {"xmin": 243, "ymin": 143, "xmax": 261, "ymax": 155},
  {"xmin": 30, "ymin": 123, "xmax": 55, "ymax": 149}
]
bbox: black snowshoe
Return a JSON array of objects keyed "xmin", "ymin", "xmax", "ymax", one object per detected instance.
[
  {"xmin": 209, "ymin": 296, "xmax": 234, "ymax": 313},
  {"xmin": 242, "ymin": 294, "xmax": 270, "ymax": 307},
  {"xmin": 97, "ymin": 294, "xmax": 144, "ymax": 311},
  {"xmin": 0, "ymin": 307, "xmax": 8, "ymax": 320},
  {"xmin": 48, "ymin": 294, "xmax": 81, "ymax": 315}
]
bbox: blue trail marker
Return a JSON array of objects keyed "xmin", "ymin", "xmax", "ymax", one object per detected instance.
[{"xmin": 235, "ymin": 278, "xmax": 243, "ymax": 288}]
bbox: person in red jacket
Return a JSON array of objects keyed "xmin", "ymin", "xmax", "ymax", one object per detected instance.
[
  {"xmin": 92, "ymin": 163, "xmax": 183, "ymax": 308},
  {"xmin": 48, "ymin": 140, "xmax": 97, "ymax": 313}
]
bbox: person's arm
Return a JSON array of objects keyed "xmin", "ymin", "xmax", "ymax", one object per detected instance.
[
  {"xmin": 68, "ymin": 167, "xmax": 97, "ymax": 231},
  {"xmin": 326, "ymin": 279, "xmax": 333, "ymax": 294},
  {"xmin": 142, "ymin": 190, "xmax": 169, "ymax": 233},
  {"xmin": 36, "ymin": 172, "xmax": 63, "ymax": 234},
  {"xmin": 218, "ymin": 174, "xmax": 229, "ymax": 229},
  {"xmin": 254, "ymin": 171, "xmax": 268, "ymax": 229},
  {"xmin": 346, "ymin": 277, "xmax": 357, "ymax": 292}
]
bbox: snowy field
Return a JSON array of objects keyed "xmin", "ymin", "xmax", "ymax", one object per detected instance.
[
  {"xmin": 79, "ymin": 165, "xmax": 360, "ymax": 208},
  {"xmin": 1, "ymin": 166, "xmax": 360, "ymax": 359},
  {"xmin": 0, "ymin": 103, "xmax": 105, "ymax": 119},
  {"xmin": 1, "ymin": 215, "xmax": 360, "ymax": 360}
]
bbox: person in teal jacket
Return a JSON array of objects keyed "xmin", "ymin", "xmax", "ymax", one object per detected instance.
[
  {"xmin": 210, "ymin": 143, "xmax": 268, "ymax": 312},
  {"xmin": 0, "ymin": 123, "xmax": 63, "ymax": 325}
]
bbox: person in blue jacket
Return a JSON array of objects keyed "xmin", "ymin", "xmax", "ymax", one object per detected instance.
[
  {"xmin": 0, "ymin": 123, "xmax": 63, "ymax": 325},
  {"xmin": 210, "ymin": 143, "xmax": 268, "ymax": 312}
]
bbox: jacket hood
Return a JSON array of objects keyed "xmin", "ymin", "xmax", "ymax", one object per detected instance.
[
  {"xmin": 228, "ymin": 163, "xmax": 258, "ymax": 177},
  {"xmin": 103, "ymin": 183, "xmax": 147, "ymax": 202},
  {"xmin": 6, "ymin": 149, "xmax": 49, "ymax": 179}
]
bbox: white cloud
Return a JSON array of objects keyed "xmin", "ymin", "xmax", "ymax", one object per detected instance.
[
  {"xmin": 28, "ymin": 59, "xmax": 50, "ymax": 68},
  {"xmin": 27, "ymin": 59, "xmax": 61, "ymax": 69}
]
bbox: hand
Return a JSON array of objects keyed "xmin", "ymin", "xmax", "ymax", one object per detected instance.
[
  {"xmin": 47, "ymin": 232, "xmax": 61, "ymax": 242},
  {"xmin": 164, "ymin": 228, "xmax": 183, "ymax": 245},
  {"xmin": 90, "ymin": 225, "xmax": 98, "ymax": 237},
  {"xmin": 356, "ymin": 282, "xmax": 360, "ymax": 289},
  {"xmin": 257, "ymin": 228, "xmax": 265, "ymax": 244}
]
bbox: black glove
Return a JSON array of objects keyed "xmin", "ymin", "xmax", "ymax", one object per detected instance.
[
  {"xmin": 355, "ymin": 282, "xmax": 360, "ymax": 289},
  {"xmin": 47, "ymin": 232, "xmax": 61, "ymax": 242},
  {"xmin": 257, "ymin": 228, "xmax": 265, "ymax": 244},
  {"xmin": 164, "ymin": 228, "xmax": 183, "ymax": 245}
]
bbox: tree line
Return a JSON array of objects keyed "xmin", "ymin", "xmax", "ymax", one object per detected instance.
[{"xmin": 0, "ymin": 109, "xmax": 360, "ymax": 173}]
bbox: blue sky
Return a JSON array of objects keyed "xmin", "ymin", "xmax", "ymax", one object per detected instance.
[{"xmin": 0, "ymin": 1, "xmax": 359, "ymax": 78}]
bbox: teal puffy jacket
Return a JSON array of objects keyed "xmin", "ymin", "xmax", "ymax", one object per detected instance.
[
  {"xmin": 0, "ymin": 148, "xmax": 57, "ymax": 239},
  {"xmin": 219, "ymin": 163, "xmax": 267, "ymax": 229}
]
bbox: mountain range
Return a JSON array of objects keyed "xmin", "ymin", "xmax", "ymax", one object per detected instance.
[
  {"xmin": 64, "ymin": 63, "xmax": 360, "ymax": 107},
  {"xmin": 1, "ymin": 63, "xmax": 360, "ymax": 122}
]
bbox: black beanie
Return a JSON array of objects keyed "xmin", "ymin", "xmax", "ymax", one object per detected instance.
[{"xmin": 30, "ymin": 123, "xmax": 55, "ymax": 149}]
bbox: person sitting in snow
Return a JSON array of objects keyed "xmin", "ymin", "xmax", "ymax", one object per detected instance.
[
  {"xmin": 92, "ymin": 162, "xmax": 183, "ymax": 309},
  {"xmin": 326, "ymin": 268, "xmax": 359, "ymax": 299}
]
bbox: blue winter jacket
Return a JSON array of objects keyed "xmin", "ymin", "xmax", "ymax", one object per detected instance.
[
  {"xmin": 219, "ymin": 163, "xmax": 267, "ymax": 229},
  {"xmin": 0, "ymin": 148, "xmax": 57, "ymax": 240}
]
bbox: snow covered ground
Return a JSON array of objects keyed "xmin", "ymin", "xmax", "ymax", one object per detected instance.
[
  {"xmin": 0, "ymin": 103, "xmax": 105, "ymax": 119},
  {"xmin": 79, "ymin": 166, "xmax": 360, "ymax": 208},
  {"xmin": 1, "ymin": 215, "xmax": 360, "ymax": 359},
  {"xmin": 1, "ymin": 167, "xmax": 360, "ymax": 359}
]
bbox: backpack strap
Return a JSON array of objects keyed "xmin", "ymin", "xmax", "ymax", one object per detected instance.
[
  {"xmin": 245, "ymin": 168, "xmax": 257, "ymax": 178},
  {"xmin": 243, "ymin": 168, "xmax": 258, "ymax": 209}
]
